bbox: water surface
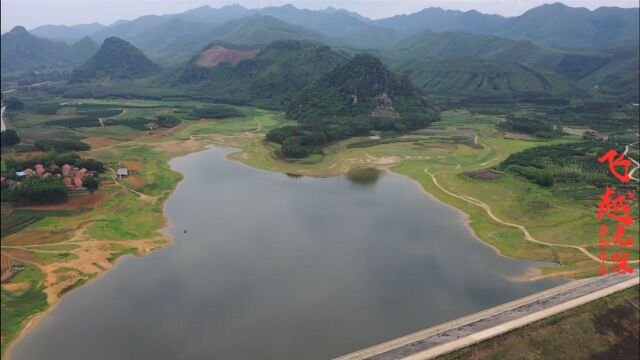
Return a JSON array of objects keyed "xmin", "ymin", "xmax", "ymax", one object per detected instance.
[{"xmin": 10, "ymin": 147, "xmax": 562, "ymax": 360}]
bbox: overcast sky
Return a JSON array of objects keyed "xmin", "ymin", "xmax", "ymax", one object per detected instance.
[{"xmin": 2, "ymin": 0, "xmax": 638, "ymax": 31}]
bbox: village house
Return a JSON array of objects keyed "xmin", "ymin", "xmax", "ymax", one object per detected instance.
[
  {"xmin": 35, "ymin": 164, "xmax": 46, "ymax": 176},
  {"xmin": 15, "ymin": 163, "xmax": 94, "ymax": 191},
  {"xmin": 62, "ymin": 164, "xmax": 72, "ymax": 177},
  {"xmin": 117, "ymin": 168, "xmax": 128, "ymax": 180}
]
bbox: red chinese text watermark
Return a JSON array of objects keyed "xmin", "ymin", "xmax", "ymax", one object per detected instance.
[{"xmin": 596, "ymin": 150, "xmax": 636, "ymax": 274}]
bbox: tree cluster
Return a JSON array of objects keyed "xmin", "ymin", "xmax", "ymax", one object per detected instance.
[
  {"xmin": 1, "ymin": 129, "xmax": 21, "ymax": 147},
  {"xmin": 497, "ymin": 115, "xmax": 563, "ymax": 138},
  {"xmin": 34, "ymin": 139, "xmax": 91, "ymax": 152},
  {"xmin": 267, "ymin": 113, "xmax": 437, "ymax": 158},
  {"xmin": 9, "ymin": 176, "xmax": 68, "ymax": 204}
]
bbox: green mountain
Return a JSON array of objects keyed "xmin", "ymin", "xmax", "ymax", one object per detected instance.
[
  {"xmin": 375, "ymin": 7, "xmax": 506, "ymax": 39},
  {"xmin": 287, "ymin": 54, "xmax": 430, "ymax": 121},
  {"xmin": 579, "ymin": 45, "xmax": 640, "ymax": 101},
  {"xmin": 395, "ymin": 57, "xmax": 583, "ymax": 98},
  {"xmin": 30, "ymin": 23, "xmax": 106, "ymax": 42},
  {"xmin": 68, "ymin": 37, "xmax": 100, "ymax": 61},
  {"xmin": 69, "ymin": 37, "xmax": 160, "ymax": 83},
  {"xmin": 1, "ymin": 26, "xmax": 98, "ymax": 75},
  {"xmin": 89, "ymin": 15, "xmax": 335, "ymax": 65},
  {"xmin": 124, "ymin": 18, "xmax": 219, "ymax": 65},
  {"xmin": 90, "ymin": 15, "xmax": 170, "ymax": 43},
  {"xmin": 266, "ymin": 54, "xmax": 436, "ymax": 158},
  {"xmin": 180, "ymin": 40, "xmax": 350, "ymax": 109},
  {"xmin": 176, "ymin": 4, "xmax": 395, "ymax": 49},
  {"xmin": 383, "ymin": 30, "xmax": 637, "ymax": 98},
  {"xmin": 495, "ymin": 3, "xmax": 639, "ymax": 51},
  {"xmin": 390, "ymin": 31, "xmax": 612, "ymax": 81},
  {"xmin": 202, "ymin": 15, "xmax": 335, "ymax": 47},
  {"xmin": 254, "ymin": 5, "xmax": 395, "ymax": 49},
  {"xmin": 374, "ymin": 3, "xmax": 639, "ymax": 52}
]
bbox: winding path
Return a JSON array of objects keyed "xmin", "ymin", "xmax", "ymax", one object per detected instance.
[
  {"xmin": 424, "ymin": 169, "xmax": 639, "ymax": 265},
  {"xmin": 624, "ymin": 138, "xmax": 639, "ymax": 181},
  {"xmin": 97, "ymin": 108, "xmax": 125, "ymax": 128},
  {"xmin": 1, "ymin": 106, "xmax": 6, "ymax": 132}
]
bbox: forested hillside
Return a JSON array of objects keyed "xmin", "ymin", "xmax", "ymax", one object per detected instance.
[
  {"xmin": 69, "ymin": 37, "xmax": 160, "ymax": 83},
  {"xmin": 180, "ymin": 40, "xmax": 350, "ymax": 109},
  {"xmin": 287, "ymin": 54, "xmax": 430, "ymax": 120},
  {"xmin": 267, "ymin": 54, "xmax": 437, "ymax": 158},
  {"xmin": 1, "ymin": 26, "xmax": 98, "ymax": 75}
]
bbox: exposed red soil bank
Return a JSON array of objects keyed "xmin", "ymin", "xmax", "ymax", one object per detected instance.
[{"xmin": 196, "ymin": 46, "xmax": 261, "ymax": 67}]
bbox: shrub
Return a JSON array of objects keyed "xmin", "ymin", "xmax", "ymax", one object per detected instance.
[
  {"xmin": 191, "ymin": 105, "xmax": 246, "ymax": 120},
  {"xmin": 281, "ymin": 137, "xmax": 312, "ymax": 158},
  {"xmin": 82, "ymin": 176, "xmax": 99, "ymax": 192},
  {"xmin": 1, "ymin": 129, "xmax": 20, "ymax": 147},
  {"xmin": 34, "ymin": 139, "xmax": 90, "ymax": 152},
  {"xmin": 156, "ymin": 115, "xmax": 181, "ymax": 128}
]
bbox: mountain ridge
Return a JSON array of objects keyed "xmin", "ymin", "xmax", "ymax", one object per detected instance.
[{"xmin": 1, "ymin": 26, "xmax": 98, "ymax": 75}]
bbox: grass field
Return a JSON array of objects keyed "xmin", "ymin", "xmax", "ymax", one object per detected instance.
[{"xmin": 0, "ymin": 266, "xmax": 48, "ymax": 359}]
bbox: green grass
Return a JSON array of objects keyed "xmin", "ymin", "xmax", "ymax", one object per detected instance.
[
  {"xmin": 441, "ymin": 287, "xmax": 639, "ymax": 360},
  {"xmin": 57, "ymin": 275, "xmax": 94, "ymax": 297},
  {"xmin": 0, "ymin": 266, "xmax": 49, "ymax": 359},
  {"xmin": 86, "ymin": 192, "xmax": 166, "ymax": 240},
  {"xmin": 106, "ymin": 246, "xmax": 138, "ymax": 263},
  {"xmin": 174, "ymin": 108, "xmax": 286, "ymax": 139}
]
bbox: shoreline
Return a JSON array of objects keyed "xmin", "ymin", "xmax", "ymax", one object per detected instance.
[
  {"xmin": 3, "ymin": 138, "xmax": 567, "ymax": 357},
  {"xmin": 229, "ymin": 144, "xmax": 565, "ymax": 280},
  {"xmin": 388, "ymin": 167, "xmax": 563, "ymax": 281},
  {"xmin": 4, "ymin": 143, "xmax": 198, "ymax": 359}
]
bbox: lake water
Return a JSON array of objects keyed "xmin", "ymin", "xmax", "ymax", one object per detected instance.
[{"xmin": 9, "ymin": 147, "xmax": 563, "ymax": 360}]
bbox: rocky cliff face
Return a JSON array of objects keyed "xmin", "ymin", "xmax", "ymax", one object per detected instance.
[{"xmin": 286, "ymin": 53, "xmax": 430, "ymax": 121}]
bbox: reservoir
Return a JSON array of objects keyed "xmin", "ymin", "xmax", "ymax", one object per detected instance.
[{"xmin": 9, "ymin": 147, "xmax": 563, "ymax": 360}]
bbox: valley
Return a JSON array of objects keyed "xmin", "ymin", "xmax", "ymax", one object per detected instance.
[
  {"xmin": 1, "ymin": 2, "xmax": 638, "ymax": 359},
  {"xmin": 1, "ymin": 96, "xmax": 637, "ymax": 357}
]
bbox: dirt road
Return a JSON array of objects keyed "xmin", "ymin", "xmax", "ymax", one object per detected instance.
[{"xmin": 424, "ymin": 169, "xmax": 638, "ymax": 265}]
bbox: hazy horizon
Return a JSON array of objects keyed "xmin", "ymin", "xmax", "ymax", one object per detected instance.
[{"xmin": 1, "ymin": 0, "xmax": 639, "ymax": 33}]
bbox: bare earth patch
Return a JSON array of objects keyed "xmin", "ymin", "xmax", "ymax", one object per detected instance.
[
  {"xmin": 1, "ymin": 282, "xmax": 30, "ymax": 291},
  {"xmin": 503, "ymin": 132, "xmax": 537, "ymax": 140},
  {"xmin": 124, "ymin": 176, "xmax": 145, "ymax": 187},
  {"xmin": 119, "ymin": 160, "xmax": 145, "ymax": 171},
  {"xmin": 196, "ymin": 46, "xmax": 261, "ymax": 67}
]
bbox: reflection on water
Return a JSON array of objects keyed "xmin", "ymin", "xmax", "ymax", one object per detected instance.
[
  {"xmin": 285, "ymin": 172, "xmax": 303, "ymax": 178},
  {"xmin": 346, "ymin": 167, "xmax": 382, "ymax": 185},
  {"xmin": 10, "ymin": 147, "xmax": 564, "ymax": 360}
]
